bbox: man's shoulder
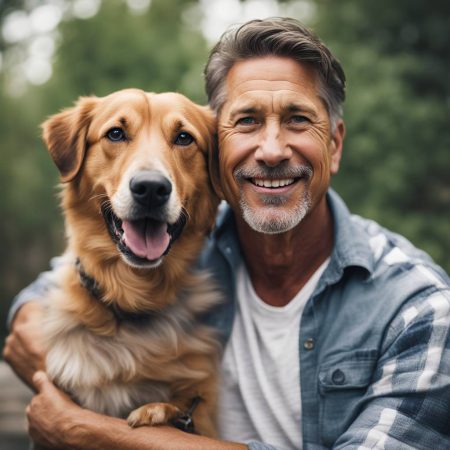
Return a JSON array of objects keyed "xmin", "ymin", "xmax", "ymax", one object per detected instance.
[
  {"xmin": 351, "ymin": 213, "xmax": 448, "ymax": 287},
  {"xmin": 324, "ymin": 206, "xmax": 450, "ymax": 372},
  {"xmin": 328, "ymin": 190, "xmax": 449, "ymax": 297}
]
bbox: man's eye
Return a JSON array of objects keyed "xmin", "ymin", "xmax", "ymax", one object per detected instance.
[
  {"xmin": 290, "ymin": 115, "xmax": 309, "ymax": 124},
  {"xmin": 237, "ymin": 117, "xmax": 256, "ymax": 126},
  {"xmin": 106, "ymin": 127, "xmax": 126, "ymax": 142},
  {"xmin": 174, "ymin": 131, "xmax": 194, "ymax": 146}
]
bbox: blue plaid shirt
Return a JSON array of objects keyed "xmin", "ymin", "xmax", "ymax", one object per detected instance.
[{"xmin": 10, "ymin": 190, "xmax": 450, "ymax": 449}]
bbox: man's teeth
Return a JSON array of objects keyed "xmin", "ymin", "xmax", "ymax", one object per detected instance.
[{"xmin": 252, "ymin": 178, "xmax": 295, "ymax": 188}]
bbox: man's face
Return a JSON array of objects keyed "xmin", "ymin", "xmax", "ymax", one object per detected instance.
[{"xmin": 217, "ymin": 56, "xmax": 344, "ymax": 234}]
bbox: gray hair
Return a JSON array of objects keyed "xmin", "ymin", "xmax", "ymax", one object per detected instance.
[{"xmin": 204, "ymin": 17, "xmax": 346, "ymax": 130}]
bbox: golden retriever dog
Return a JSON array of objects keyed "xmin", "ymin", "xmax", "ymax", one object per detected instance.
[{"xmin": 40, "ymin": 88, "xmax": 220, "ymax": 436}]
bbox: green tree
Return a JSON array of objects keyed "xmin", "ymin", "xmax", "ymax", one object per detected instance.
[
  {"xmin": 42, "ymin": 0, "xmax": 209, "ymax": 108},
  {"xmin": 312, "ymin": 0, "xmax": 450, "ymax": 269}
]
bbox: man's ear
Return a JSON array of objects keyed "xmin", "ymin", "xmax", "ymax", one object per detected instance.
[
  {"xmin": 41, "ymin": 96, "xmax": 98, "ymax": 182},
  {"xmin": 330, "ymin": 120, "xmax": 345, "ymax": 175}
]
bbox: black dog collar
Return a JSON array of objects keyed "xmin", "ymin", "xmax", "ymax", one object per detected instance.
[
  {"xmin": 75, "ymin": 258, "xmax": 154, "ymax": 324},
  {"xmin": 171, "ymin": 396, "xmax": 203, "ymax": 434}
]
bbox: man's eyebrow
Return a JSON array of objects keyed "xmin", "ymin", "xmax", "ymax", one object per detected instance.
[
  {"xmin": 285, "ymin": 102, "xmax": 318, "ymax": 118},
  {"xmin": 229, "ymin": 105, "xmax": 262, "ymax": 120}
]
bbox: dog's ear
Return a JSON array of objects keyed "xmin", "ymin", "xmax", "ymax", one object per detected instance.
[
  {"xmin": 200, "ymin": 106, "xmax": 225, "ymax": 200},
  {"xmin": 42, "ymin": 96, "xmax": 98, "ymax": 182},
  {"xmin": 207, "ymin": 132, "xmax": 225, "ymax": 201}
]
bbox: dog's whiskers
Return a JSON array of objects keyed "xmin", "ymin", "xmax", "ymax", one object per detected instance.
[
  {"xmin": 100, "ymin": 200, "xmax": 114, "ymax": 216},
  {"xmin": 180, "ymin": 207, "xmax": 190, "ymax": 222},
  {"xmin": 90, "ymin": 193, "xmax": 109, "ymax": 203}
]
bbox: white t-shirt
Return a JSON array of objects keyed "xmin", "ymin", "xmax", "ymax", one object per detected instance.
[{"xmin": 218, "ymin": 258, "xmax": 329, "ymax": 449}]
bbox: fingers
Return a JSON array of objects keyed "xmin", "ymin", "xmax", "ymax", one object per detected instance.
[
  {"xmin": 10, "ymin": 301, "xmax": 44, "ymax": 329},
  {"xmin": 3, "ymin": 335, "xmax": 38, "ymax": 388},
  {"xmin": 3, "ymin": 304, "xmax": 47, "ymax": 389},
  {"xmin": 26, "ymin": 373, "xmax": 81, "ymax": 449},
  {"xmin": 32, "ymin": 371, "xmax": 50, "ymax": 393}
]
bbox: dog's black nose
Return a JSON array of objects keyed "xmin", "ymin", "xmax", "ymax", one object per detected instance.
[{"xmin": 130, "ymin": 171, "xmax": 172, "ymax": 208}]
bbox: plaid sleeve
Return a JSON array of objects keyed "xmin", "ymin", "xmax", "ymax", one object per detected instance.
[
  {"xmin": 7, "ymin": 255, "xmax": 68, "ymax": 328},
  {"xmin": 333, "ymin": 286, "xmax": 450, "ymax": 449}
]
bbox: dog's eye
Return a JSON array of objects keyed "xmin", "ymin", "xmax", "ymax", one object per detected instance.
[
  {"xmin": 174, "ymin": 132, "xmax": 194, "ymax": 146},
  {"xmin": 106, "ymin": 127, "xmax": 126, "ymax": 142}
]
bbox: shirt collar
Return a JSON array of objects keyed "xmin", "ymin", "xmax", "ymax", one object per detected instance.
[{"xmin": 323, "ymin": 189, "xmax": 374, "ymax": 287}]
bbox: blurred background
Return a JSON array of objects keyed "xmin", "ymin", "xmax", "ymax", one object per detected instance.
[{"xmin": 0, "ymin": 0, "xmax": 449, "ymax": 445}]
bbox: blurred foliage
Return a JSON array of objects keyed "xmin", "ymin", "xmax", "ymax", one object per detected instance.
[
  {"xmin": 311, "ymin": 0, "xmax": 450, "ymax": 268},
  {"xmin": 0, "ymin": 0, "xmax": 449, "ymax": 344}
]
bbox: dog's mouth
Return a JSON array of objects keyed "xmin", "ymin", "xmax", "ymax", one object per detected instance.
[{"xmin": 101, "ymin": 203, "xmax": 187, "ymax": 267}]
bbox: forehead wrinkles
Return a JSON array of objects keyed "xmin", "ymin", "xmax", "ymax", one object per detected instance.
[
  {"xmin": 230, "ymin": 78, "xmax": 314, "ymax": 94},
  {"xmin": 228, "ymin": 89, "xmax": 319, "ymax": 117}
]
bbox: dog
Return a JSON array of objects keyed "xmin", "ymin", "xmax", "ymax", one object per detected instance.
[{"xmin": 40, "ymin": 88, "xmax": 221, "ymax": 437}]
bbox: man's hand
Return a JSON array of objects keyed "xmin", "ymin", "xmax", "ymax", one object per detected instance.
[
  {"xmin": 27, "ymin": 372, "xmax": 248, "ymax": 450},
  {"xmin": 3, "ymin": 301, "xmax": 46, "ymax": 388},
  {"xmin": 27, "ymin": 371, "xmax": 83, "ymax": 449}
]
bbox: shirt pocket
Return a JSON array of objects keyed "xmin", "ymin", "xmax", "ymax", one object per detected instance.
[{"xmin": 318, "ymin": 350, "xmax": 377, "ymax": 447}]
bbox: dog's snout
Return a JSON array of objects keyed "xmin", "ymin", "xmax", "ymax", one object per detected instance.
[{"xmin": 130, "ymin": 171, "xmax": 172, "ymax": 208}]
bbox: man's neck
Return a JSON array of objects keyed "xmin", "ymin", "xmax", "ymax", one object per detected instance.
[{"xmin": 235, "ymin": 197, "xmax": 334, "ymax": 307}]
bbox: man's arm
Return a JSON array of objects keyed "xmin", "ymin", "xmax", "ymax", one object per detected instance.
[
  {"xmin": 6, "ymin": 255, "xmax": 67, "ymax": 328},
  {"xmin": 28, "ymin": 371, "xmax": 247, "ymax": 450},
  {"xmin": 3, "ymin": 301, "xmax": 46, "ymax": 388},
  {"xmin": 3, "ymin": 256, "xmax": 69, "ymax": 387},
  {"xmin": 3, "ymin": 256, "xmax": 68, "ymax": 389},
  {"xmin": 333, "ymin": 287, "xmax": 450, "ymax": 449}
]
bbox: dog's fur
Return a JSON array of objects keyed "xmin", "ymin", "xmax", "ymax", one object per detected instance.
[{"xmin": 41, "ymin": 89, "xmax": 221, "ymax": 436}]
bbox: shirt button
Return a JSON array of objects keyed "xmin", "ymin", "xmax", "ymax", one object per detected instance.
[
  {"xmin": 303, "ymin": 338, "xmax": 315, "ymax": 350},
  {"xmin": 331, "ymin": 369, "xmax": 346, "ymax": 385}
]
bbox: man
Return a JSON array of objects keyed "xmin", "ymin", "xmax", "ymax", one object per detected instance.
[{"xmin": 4, "ymin": 18, "xmax": 450, "ymax": 450}]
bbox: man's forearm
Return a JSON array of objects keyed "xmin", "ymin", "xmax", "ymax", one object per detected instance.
[
  {"xmin": 28, "ymin": 370, "xmax": 248, "ymax": 449},
  {"xmin": 68, "ymin": 409, "xmax": 247, "ymax": 450}
]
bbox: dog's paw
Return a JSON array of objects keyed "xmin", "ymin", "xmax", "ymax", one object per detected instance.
[{"xmin": 127, "ymin": 402, "xmax": 181, "ymax": 428}]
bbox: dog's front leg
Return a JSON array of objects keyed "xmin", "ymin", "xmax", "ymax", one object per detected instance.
[
  {"xmin": 126, "ymin": 397, "xmax": 217, "ymax": 438},
  {"xmin": 127, "ymin": 402, "xmax": 182, "ymax": 428}
]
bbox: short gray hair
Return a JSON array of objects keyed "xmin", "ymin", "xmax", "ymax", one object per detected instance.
[{"xmin": 204, "ymin": 17, "xmax": 346, "ymax": 130}]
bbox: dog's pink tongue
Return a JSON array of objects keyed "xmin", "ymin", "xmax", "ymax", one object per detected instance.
[{"xmin": 122, "ymin": 219, "xmax": 170, "ymax": 261}]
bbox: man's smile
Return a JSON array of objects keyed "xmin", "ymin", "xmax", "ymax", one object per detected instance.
[
  {"xmin": 234, "ymin": 164, "xmax": 313, "ymax": 198},
  {"xmin": 250, "ymin": 178, "xmax": 295, "ymax": 188}
]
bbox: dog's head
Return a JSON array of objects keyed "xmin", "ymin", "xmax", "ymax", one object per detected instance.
[{"xmin": 43, "ymin": 89, "xmax": 219, "ymax": 269}]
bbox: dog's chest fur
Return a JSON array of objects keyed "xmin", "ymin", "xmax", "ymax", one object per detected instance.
[{"xmin": 43, "ymin": 273, "xmax": 219, "ymax": 418}]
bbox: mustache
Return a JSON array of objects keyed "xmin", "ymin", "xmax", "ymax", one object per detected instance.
[{"xmin": 234, "ymin": 163, "xmax": 313, "ymax": 181}]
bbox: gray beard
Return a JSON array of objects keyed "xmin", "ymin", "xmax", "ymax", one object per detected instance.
[
  {"xmin": 239, "ymin": 188, "xmax": 312, "ymax": 234},
  {"xmin": 234, "ymin": 163, "xmax": 313, "ymax": 235}
]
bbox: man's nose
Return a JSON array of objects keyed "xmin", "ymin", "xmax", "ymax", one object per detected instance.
[{"xmin": 254, "ymin": 124, "xmax": 292, "ymax": 167}]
